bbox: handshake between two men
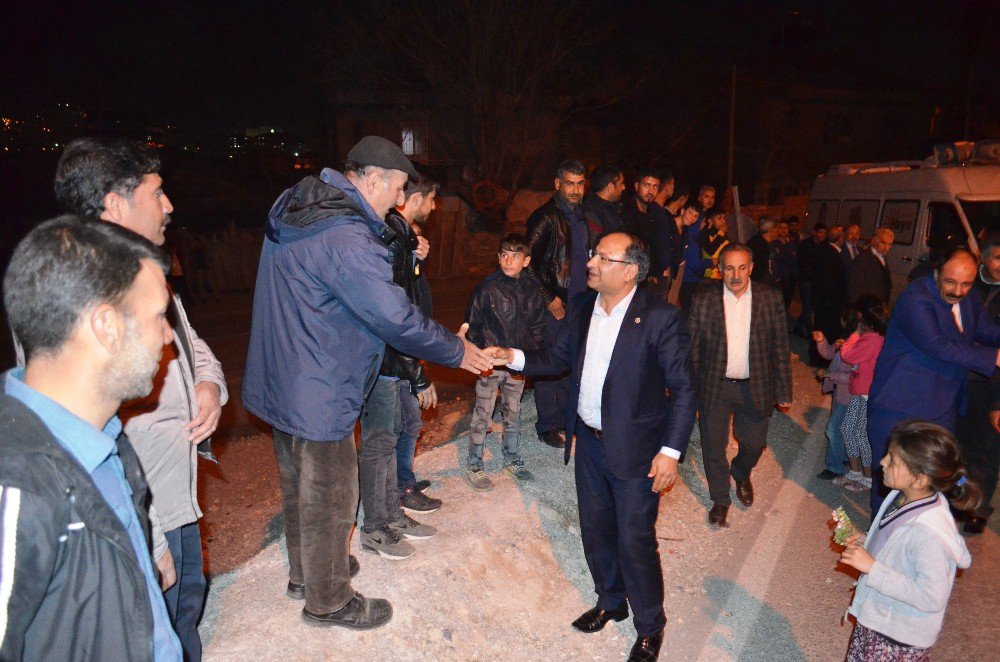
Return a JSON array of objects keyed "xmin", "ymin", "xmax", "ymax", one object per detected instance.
[{"xmin": 454, "ymin": 322, "xmax": 516, "ymax": 374}]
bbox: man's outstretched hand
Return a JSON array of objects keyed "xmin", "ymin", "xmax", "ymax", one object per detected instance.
[{"xmin": 457, "ymin": 323, "xmax": 495, "ymax": 374}]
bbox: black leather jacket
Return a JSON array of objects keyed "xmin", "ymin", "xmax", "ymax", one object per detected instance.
[
  {"xmin": 525, "ymin": 198, "xmax": 571, "ymax": 304},
  {"xmin": 581, "ymin": 194, "xmax": 623, "ymax": 238},
  {"xmin": 466, "ymin": 269, "xmax": 547, "ymax": 354},
  {"xmin": 378, "ymin": 209, "xmax": 430, "ymax": 393}
]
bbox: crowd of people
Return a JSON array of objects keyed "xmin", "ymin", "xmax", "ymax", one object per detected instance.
[{"xmin": 0, "ymin": 136, "xmax": 994, "ymax": 662}]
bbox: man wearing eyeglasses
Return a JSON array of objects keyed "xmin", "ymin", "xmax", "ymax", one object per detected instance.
[{"xmin": 493, "ymin": 232, "xmax": 697, "ymax": 662}]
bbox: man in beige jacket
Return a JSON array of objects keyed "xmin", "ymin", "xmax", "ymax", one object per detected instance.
[{"xmin": 53, "ymin": 138, "xmax": 227, "ymax": 661}]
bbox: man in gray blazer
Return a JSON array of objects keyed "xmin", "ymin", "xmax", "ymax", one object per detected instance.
[{"xmin": 689, "ymin": 243, "xmax": 792, "ymax": 527}]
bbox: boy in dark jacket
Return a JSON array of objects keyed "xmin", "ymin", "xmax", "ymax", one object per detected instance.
[{"xmin": 464, "ymin": 234, "xmax": 547, "ymax": 490}]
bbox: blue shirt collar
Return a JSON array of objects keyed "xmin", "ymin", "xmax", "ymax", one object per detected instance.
[{"xmin": 3, "ymin": 368, "xmax": 122, "ymax": 473}]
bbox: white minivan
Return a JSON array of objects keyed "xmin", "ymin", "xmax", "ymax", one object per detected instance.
[{"xmin": 804, "ymin": 141, "xmax": 1000, "ymax": 301}]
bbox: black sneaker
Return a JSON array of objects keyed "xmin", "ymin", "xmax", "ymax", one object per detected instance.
[
  {"xmin": 401, "ymin": 486, "xmax": 442, "ymax": 513},
  {"xmin": 414, "ymin": 479, "xmax": 432, "ymax": 491},
  {"xmin": 287, "ymin": 555, "xmax": 360, "ymax": 599},
  {"xmin": 302, "ymin": 593, "xmax": 392, "ymax": 630}
]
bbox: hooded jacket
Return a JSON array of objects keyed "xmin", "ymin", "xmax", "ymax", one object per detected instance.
[
  {"xmin": 848, "ymin": 490, "xmax": 971, "ymax": 648},
  {"xmin": 242, "ymin": 168, "xmax": 463, "ymax": 441}
]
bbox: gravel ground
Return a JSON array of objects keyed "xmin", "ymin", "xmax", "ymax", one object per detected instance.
[{"xmin": 199, "ymin": 344, "xmax": 998, "ymax": 661}]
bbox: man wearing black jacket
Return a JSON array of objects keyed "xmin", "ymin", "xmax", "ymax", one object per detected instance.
[
  {"xmin": 358, "ymin": 169, "xmax": 443, "ymax": 560},
  {"xmin": 1, "ymin": 218, "xmax": 181, "ymax": 661},
  {"xmin": 581, "ymin": 164, "xmax": 625, "ymax": 238},
  {"xmin": 525, "ymin": 159, "xmax": 589, "ymax": 447}
]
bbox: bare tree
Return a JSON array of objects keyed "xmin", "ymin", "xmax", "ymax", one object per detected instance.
[{"xmin": 326, "ymin": 0, "xmax": 636, "ymax": 194}]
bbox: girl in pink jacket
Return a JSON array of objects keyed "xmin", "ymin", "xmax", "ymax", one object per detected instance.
[{"xmin": 837, "ymin": 295, "xmax": 890, "ymax": 492}]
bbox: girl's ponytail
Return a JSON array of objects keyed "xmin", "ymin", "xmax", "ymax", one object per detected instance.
[{"xmin": 945, "ymin": 469, "xmax": 983, "ymax": 514}]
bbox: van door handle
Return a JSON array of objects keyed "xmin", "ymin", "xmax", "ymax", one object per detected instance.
[{"xmin": 901, "ymin": 256, "xmax": 912, "ymax": 262}]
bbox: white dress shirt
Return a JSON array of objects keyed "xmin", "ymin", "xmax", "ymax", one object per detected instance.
[
  {"xmin": 871, "ymin": 247, "xmax": 886, "ymax": 266},
  {"xmin": 723, "ymin": 282, "xmax": 752, "ymax": 379},
  {"xmin": 509, "ymin": 285, "xmax": 680, "ymax": 459}
]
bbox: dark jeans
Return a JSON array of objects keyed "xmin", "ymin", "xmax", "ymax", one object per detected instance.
[
  {"xmin": 534, "ymin": 311, "xmax": 569, "ymax": 434},
  {"xmin": 468, "ymin": 370, "xmax": 526, "ymax": 470},
  {"xmin": 575, "ymin": 423, "xmax": 665, "ymax": 636},
  {"xmin": 359, "ymin": 378, "xmax": 404, "ymax": 532},
  {"xmin": 824, "ymin": 400, "xmax": 849, "ymax": 475},
  {"xmin": 395, "ymin": 379, "xmax": 423, "ymax": 491},
  {"xmin": 163, "ymin": 522, "xmax": 206, "ymax": 662},
  {"xmin": 273, "ymin": 428, "xmax": 358, "ymax": 613},
  {"xmin": 955, "ymin": 379, "xmax": 999, "ymax": 517},
  {"xmin": 795, "ymin": 281, "xmax": 814, "ymax": 332},
  {"xmin": 699, "ymin": 380, "xmax": 771, "ymax": 507}
]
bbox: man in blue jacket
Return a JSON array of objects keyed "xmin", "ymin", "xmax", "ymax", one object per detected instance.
[
  {"xmin": 868, "ymin": 247, "xmax": 1000, "ymax": 513},
  {"xmin": 243, "ymin": 136, "xmax": 494, "ymax": 630}
]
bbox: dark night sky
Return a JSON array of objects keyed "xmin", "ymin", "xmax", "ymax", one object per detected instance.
[{"xmin": 2, "ymin": 0, "xmax": 998, "ymax": 139}]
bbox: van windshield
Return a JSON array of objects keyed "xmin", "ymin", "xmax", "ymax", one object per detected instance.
[{"xmin": 959, "ymin": 200, "xmax": 1000, "ymax": 242}]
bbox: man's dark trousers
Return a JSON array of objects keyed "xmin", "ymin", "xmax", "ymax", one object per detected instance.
[
  {"xmin": 360, "ymin": 378, "xmax": 405, "ymax": 532},
  {"xmin": 699, "ymin": 380, "xmax": 770, "ymax": 506},
  {"xmin": 955, "ymin": 380, "xmax": 1000, "ymax": 519},
  {"xmin": 533, "ymin": 311, "xmax": 569, "ymax": 435},
  {"xmin": 163, "ymin": 522, "xmax": 206, "ymax": 661},
  {"xmin": 575, "ymin": 423, "xmax": 665, "ymax": 636},
  {"xmin": 272, "ymin": 429, "xmax": 358, "ymax": 614},
  {"xmin": 395, "ymin": 379, "xmax": 423, "ymax": 492}
]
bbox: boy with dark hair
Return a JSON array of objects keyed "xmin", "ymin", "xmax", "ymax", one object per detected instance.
[{"xmin": 464, "ymin": 234, "xmax": 547, "ymax": 490}]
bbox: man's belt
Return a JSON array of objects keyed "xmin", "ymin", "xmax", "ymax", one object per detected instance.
[
  {"xmin": 722, "ymin": 377, "xmax": 749, "ymax": 383},
  {"xmin": 581, "ymin": 422, "xmax": 603, "ymax": 440}
]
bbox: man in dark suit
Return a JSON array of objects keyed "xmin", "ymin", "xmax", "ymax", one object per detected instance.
[
  {"xmin": 848, "ymin": 227, "xmax": 893, "ymax": 305},
  {"xmin": 688, "ymin": 243, "xmax": 792, "ymax": 527},
  {"xmin": 498, "ymin": 231, "xmax": 697, "ymax": 662},
  {"xmin": 868, "ymin": 247, "xmax": 1000, "ymax": 513}
]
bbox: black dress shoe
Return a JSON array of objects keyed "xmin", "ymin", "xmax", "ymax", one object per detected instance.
[
  {"xmin": 708, "ymin": 504, "xmax": 730, "ymax": 528},
  {"xmin": 288, "ymin": 555, "xmax": 361, "ymax": 599},
  {"xmin": 302, "ymin": 593, "xmax": 392, "ymax": 630},
  {"xmin": 964, "ymin": 515, "xmax": 988, "ymax": 535},
  {"xmin": 628, "ymin": 630, "xmax": 664, "ymax": 662},
  {"xmin": 539, "ymin": 429, "xmax": 565, "ymax": 448},
  {"xmin": 571, "ymin": 606, "xmax": 629, "ymax": 632},
  {"xmin": 735, "ymin": 477, "xmax": 754, "ymax": 507}
]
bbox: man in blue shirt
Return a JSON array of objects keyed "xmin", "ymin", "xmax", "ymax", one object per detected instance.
[{"xmin": 0, "ymin": 217, "xmax": 181, "ymax": 661}]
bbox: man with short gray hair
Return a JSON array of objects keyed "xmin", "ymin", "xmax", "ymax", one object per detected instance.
[
  {"xmin": 243, "ymin": 135, "xmax": 495, "ymax": 629},
  {"xmin": 689, "ymin": 243, "xmax": 792, "ymax": 528},
  {"xmin": 848, "ymin": 227, "xmax": 894, "ymax": 305}
]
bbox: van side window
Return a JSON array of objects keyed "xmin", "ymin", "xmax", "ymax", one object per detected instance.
[
  {"xmin": 839, "ymin": 200, "xmax": 879, "ymax": 237},
  {"xmin": 879, "ymin": 200, "xmax": 920, "ymax": 245},
  {"xmin": 927, "ymin": 202, "xmax": 965, "ymax": 252}
]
